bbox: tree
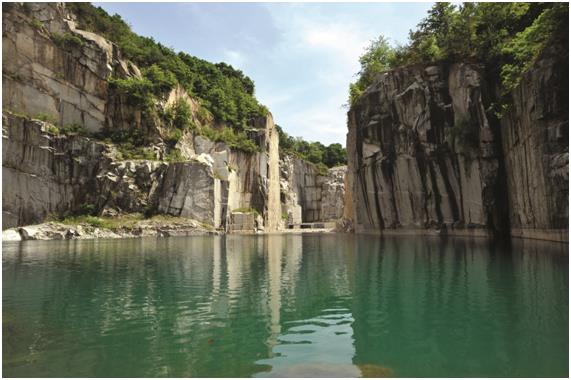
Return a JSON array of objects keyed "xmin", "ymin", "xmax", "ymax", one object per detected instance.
[
  {"xmin": 348, "ymin": 2, "xmax": 568, "ymax": 104},
  {"xmin": 323, "ymin": 143, "xmax": 347, "ymax": 167},
  {"xmin": 349, "ymin": 35, "xmax": 397, "ymax": 105}
]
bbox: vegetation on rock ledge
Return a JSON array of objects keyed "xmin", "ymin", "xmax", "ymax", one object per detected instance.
[
  {"xmin": 67, "ymin": 2, "xmax": 268, "ymax": 130},
  {"xmin": 276, "ymin": 125, "xmax": 347, "ymax": 169},
  {"xmin": 349, "ymin": 2, "xmax": 568, "ymax": 105}
]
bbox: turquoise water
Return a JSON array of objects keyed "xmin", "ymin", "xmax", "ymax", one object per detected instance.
[{"xmin": 2, "ymin": 234, "xmax": 568, "ymax": 377}]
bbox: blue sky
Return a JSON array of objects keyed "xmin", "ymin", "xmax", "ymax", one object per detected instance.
[{"xmin": 96, "ymin": 2, "xmax": 433, "ymax": 145}]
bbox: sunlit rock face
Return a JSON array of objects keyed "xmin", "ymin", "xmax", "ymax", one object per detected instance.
[
  {"xmin": 1, "ymin": 112, "xmax": 221, "ymax": 229},
  {"xmin": 279, "ymin": 155, "xmax": 346, "ymax": 224},
  {"xmin": 347, "ymin": 63, "xmax": 505, "ymax": 235},
  {"xmin": 2, "ymin": 3, "xmax": 135, "ymax": 133},
  {"xmin": 2, "ymin": 3, "xmax": 282, "ymax": 231},
  {"xmin": 346, "ymin": 49, "xmax": 568, "ymax": 242}
]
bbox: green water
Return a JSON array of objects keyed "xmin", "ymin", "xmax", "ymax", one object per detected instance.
[{"xmin": 2, "ymin": 234, "xmax": 568, "ymax": 377}]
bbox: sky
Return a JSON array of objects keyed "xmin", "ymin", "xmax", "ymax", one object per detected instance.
[{"xmin": 96, "ymin": 2, "xmax": 433, "ymax": 146}]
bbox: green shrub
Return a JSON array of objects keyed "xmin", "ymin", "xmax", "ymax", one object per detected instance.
[
  {"xmin": 108, "ymin": 76, "xmax": 155, "ymax": 111},
  {"xmin": 315, "ymin": 163, "xmax": 329, "ymax": 176},
  {"xmin": 165, "ymin": 149, "xmax": 185, "ymax": 162},
  {"xmin": 61, "ymin": 215, "xmax": 106, "ymax": 228},
  {"xmin": 232, "ymin": 207, "xmax": 260, "ymax": 216},
  {"xmin": 500, "ymin": 4, "xmax": 568, "ymax": 90},
  {"xmin": 67, "ymin": 3, "xmax": 268, "ymax": 130},
  {"xmin": 163, "ymin": 128, "xmax": 184, "ymax": 145},
  {"xmin": 198, "ymin": 125, "xmax": 260, "ymax": 154},
  {"xmin": 166, "ymin": 100, "xmax": 195, "ymax": 131},
  {"xmin": 77, "ymin": 203, "xmax": 97, "ymax": 216},
  {"xmin": 60, "ymin": 123, "xmax": 88, "ymax": 135},
  {"xmin": 143, "ymin": 64, "xmax": 177, "ymax": 95},
  {"xmin": 30, "ymin": 18, "xmax": 43, "ymax": 30},
  {"xmin": 276, "ymin": 125, "xmax": 347, "ymax": 168},
  {"xmin": 348, "ymin": 3, "xmax": 568, "ymax": 103},
  {"xmin": 34, "ymin": 113, "xmax": 57, "ymax": 124},
  {"xmin": 117, "ymin": 145, "xmax": 156, "ymax": 160},
  {"xmin": 61, "ymin": 214, "xmax": 144, "ymax": 229},
  {"xmin": 51, "ymin": 32, "xmax": 85, "ymax": 49},
  {"xmin": 46, "ymin": 125, "xmax": 60, "ymax": 135}
]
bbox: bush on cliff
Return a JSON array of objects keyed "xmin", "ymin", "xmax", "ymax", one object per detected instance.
[
  {"xmin": 67, "ymin": 3, "xmax": 267, "ymax": 131},
  {"xmin": 349, "ymin": 2, "xmax": 568, "ymax": 105}
]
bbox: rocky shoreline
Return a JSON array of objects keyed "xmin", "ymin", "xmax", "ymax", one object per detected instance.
[
  {"xmin": 2, "ymin": 218, "xmax": 220, "ymax": 242},
  {"xmin": 2, "ymin": 218, "xmax": 343, "ymax": 242}
]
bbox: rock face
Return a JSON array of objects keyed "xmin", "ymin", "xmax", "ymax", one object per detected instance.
[
  {"xmin": 2, "ymin": 3, "xmax": 282, "ymax": 232},
  {"xmin": 280, "ymin": 155, "xmax": 346, "ymax": 224},
  {"xmin": 2, "ymin": 3, "xmax": 138, "ymax": 133},
  {"xmin": 347, "ymin": 63, "xmax": 504, "ymax": 235},
  {"xmin": 2, "ymin": 112, "xmax": 109, "ymax": 228},
  {"xmin": 346, "ymin": 53, "xmax": 568, "ymax": 242},
  {"xmin": 157, "ymin": 162, "xmax": 225, "ymax": 226},
  {"xmin": 1, "ymin": 112, "xmax": 220, "ymax": 229},
  {"xmin": 499, "ymin": 48, "xmax": 568, "ymax": 242}
]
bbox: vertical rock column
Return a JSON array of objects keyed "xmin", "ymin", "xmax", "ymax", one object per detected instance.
[
  {"xmin": 499, "ymin": 48, "xmax": 569, "ymax": 242},
  {"xmin": 265, "ymin": 114, "xmax": 282, "ymax": 231}
]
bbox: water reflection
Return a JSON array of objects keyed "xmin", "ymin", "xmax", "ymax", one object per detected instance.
[{"xmin": 2, "ymin": 235, "xmax": 568, "ymax": 377}]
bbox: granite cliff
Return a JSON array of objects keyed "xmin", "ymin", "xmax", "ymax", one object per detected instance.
[
  {"xmin": 2, "ymin": 3, "xmax": 346, "ymax": 238},
  {"xmin": 346, "ymin": 50, "xmax": 568, "ymax": 242},
  {"xmin": 2, "ymin": 3, "xmax": 283, "ymax": 233}
]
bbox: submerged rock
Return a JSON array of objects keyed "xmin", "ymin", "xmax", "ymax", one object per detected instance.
[{"xmin": 358, "ymin": 363, "xmax": 394, "ymax": 378}]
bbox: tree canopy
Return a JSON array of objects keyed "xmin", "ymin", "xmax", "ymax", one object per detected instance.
[
  {"xmin": 67, "ymin": 3, "xmax": 267, "ymax": 130},
  {"xmin": 276, "ymin": 126, "xmax": 347, "ymax": 170},
  {"xmin": 348, "ymin": 2, "xmax": 568, "ymax": 105}
]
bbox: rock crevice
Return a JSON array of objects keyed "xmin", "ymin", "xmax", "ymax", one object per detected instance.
[{"xmin": 346, "ymin": 53, "xmax": 568, "ymax": 242}]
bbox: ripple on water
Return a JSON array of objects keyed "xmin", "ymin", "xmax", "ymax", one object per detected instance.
[{"xmin": 2, "ymin": 235, "xmax": 568, "ymax": 378}]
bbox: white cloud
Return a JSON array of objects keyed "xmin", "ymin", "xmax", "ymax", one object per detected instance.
[
  {"xmin": 252, "ymin": 5, "xmax": 376, "ymax": 145},
  {"xmin": 223, "ymin": 49, "xmax": 246, "ymax": 69}
]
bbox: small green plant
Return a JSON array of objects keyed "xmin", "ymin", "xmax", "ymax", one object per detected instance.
[
  {"xmin": 163, "ymin": 128, "xmax": 184, "ymax": 145},
  {"xmin": 108, "ymin": 76, "xmax": 155, "ymax": 112},
  {"xmin": 198, "ymin": 221, "xmax": 215, "ymax": 231},
  {"xmin": 60, "ymin": 213, "xmax": 144, "ymax": 230},
  {"xmin": 60, "ymin": 123, "xmax": 88, "ymax": 135},
  {"xmin": 162, "ymin": 100, "xmax": 197, "ymax": 145},
  {"xmin": 196, "ymin": 106, "xmax": 212, "ymax": 124},
  {"xmin": 51, "ymin": 32, "xmax": 85, "ymax": 49},
  {"xmin": 34, "ymin": 113, "xmax": 57, "ymax": 124},
  {"xmin": 61, "ymin": 215, "xmax": 107, "ymax": 228},
  {"xmin": 232, "ymin": 207, "xmax": 260, "ymax": 216},
  {"xmin": 117, "ymin": 145, "xmax": 156, "ymax": 160},
  {"xmin": 315, "ymin": 162, "xmax": 329, "ymax": 176},
  {"xmin": 46, "ymin": 125, "xmax": 60, "ymax": 135},
  {"xmin": 77, "ymin": 203, "xmax": 97, "ymax": 216},
  {"xmin": 171, "ymin": 100, "xmax": 195, "ymax": 131},
  {"xmin": 165, "ymin": 149, "xmax": 186, "ymax": 162},
  {"xmin": 198, "ymin": 125, "xmax": 260, "ymax": 154},
  {"xmin": 30, "ymin": 18, "xmax": 43, "ymax": 30}
]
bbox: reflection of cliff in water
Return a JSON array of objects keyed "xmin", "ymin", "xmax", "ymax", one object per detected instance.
[
  {"xmin": 349, "ymin": 236, "xmax": 568, "ymax": 377},
  {"xmin": 254, "ymin": 234, "xmax": 360, "ymax": 377},
  {"xmin": 2, "ymin": 235, "xmax": 567, "ymax": 377}
]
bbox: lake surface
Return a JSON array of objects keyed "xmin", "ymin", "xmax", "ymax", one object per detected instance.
[{"xmin": 2, "ymin": 234, "xmax": 568, "ymax": 377}]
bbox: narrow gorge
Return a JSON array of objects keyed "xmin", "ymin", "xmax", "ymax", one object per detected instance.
[
  {"xmin": 2, "ymin": 2, "xmax": 567, "ymax": 243},
  {"xmin": 2, "ymin": 3, "xmax": 568, "ymax": 378}
]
